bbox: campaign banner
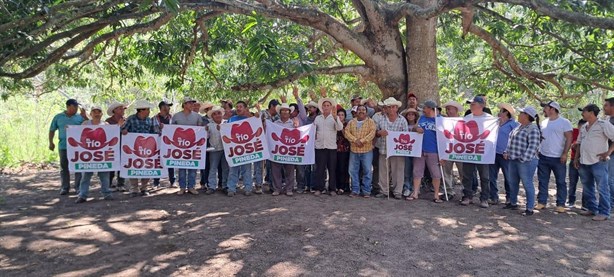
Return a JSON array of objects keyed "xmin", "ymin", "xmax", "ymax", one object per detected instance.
[
  {"xmin": 67, "ymin": 125, "xmax": 120, "ymax": 172},
  {"xmin": 436, "ymin": 117, "xmax": 499, "ymax": 164},
  {"xmin": 160, "ymin": 125, "xmax": 207, "ymax": 169},
  {"xmin": 221, "ymin": 117, "xmax": 270, "ymax": 167},
  {"xmin": 120, "ymin": 133, "xmax": 167, "ymax": 178},
  {"xmin": 266, "ymin": 123, "xmax": 315, "ymax": 165},
  {"xmin": 385, "ymin": 131, "xmax": 423, "ymax": 158}
]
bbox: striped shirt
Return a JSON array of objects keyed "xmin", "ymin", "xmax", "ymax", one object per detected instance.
[
  {"xmin": 344, "ymin": 118, "xmax": 376, "ymax": 153},
  {"xmin": 507, "ymin": 123, "xmax": 541, "ymax": 162}
]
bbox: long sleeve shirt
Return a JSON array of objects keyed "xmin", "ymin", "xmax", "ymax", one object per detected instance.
[
  {"xmin": 122, "ymin": 114, "xmax": 156, "ymax": 134},
  {"xmin": 506, "ymin": 124, "xmax": 541, "ymax": 162},
  {"xmin": 294, "ymin": 96, "xmax": 308, "ymax": 126},
  {"xmin": 314, "ymin": 114, "xmax": 343, "ymax": 149},
  {"xmin": 344, "ymin": 118, "xmax": 376, "ymax": 153}
]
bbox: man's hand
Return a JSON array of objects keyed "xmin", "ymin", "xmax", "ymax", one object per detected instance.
[
  {"xmin": 503, "ymin": 153, "xmax": 509, "ymax": 160},
  {"xmin": 356, "ymin": 140, "xmax": 364, "ymax": 148},
  {"xmin": 597, "ymin": 152, "xmax": 611, "ymax": 162},
  {"xmin": 378, "ymin": 130, "xmax": 388, "ymax": 137},
  {"xmin": 320, "ymin": 87, "xmax": 327, "ymax": 98},
  {"xmin": 216, "ymin": 124, "xmax": 221, "ymax": 131},
  {"xmin": 280, "ymin": 95, "xmax": 287, "ymax": 103},
  {"xmin": 415, "ymin": 127, "xmax": 424, "ymax": 134},
  {"xmin": 79, "ymin": 107, "xmax": 87, "ymax": 118},
  {"xmin": 574, "ymin": 159, "xmax": 580, "ymax": 169},
  {"xmin": 117, "ymin": 118, "xmax": 125, "ymax": 127},
  {"xmin": 292, "ymin": 85, "xmax": 299, "ymax": 99},
  {"xmin": 255, "ymin": 102, "xmax": 261, "ymax": 111},
  {"xmin": 48, "ymin": 142, "xmax": 55, "ymax": 151},
  {"xmin": 560, "ymin": 155, "xmax": 568, "ymax": 164},
  {"xmin": 439, "ymin": 159, "xmax": 446, "ymax": 165},
  {"xmin": 309, "ymin": 91, "xmax": 317, "ymax": 101},
  {"xmin": 292, "ymin": 117, "xmax": 299, "ymax": 128},
  {"xmin": 121, "ymin": 129, "xmax": 128, "ymax": 135}
]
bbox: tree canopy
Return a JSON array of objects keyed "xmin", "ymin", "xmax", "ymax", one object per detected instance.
[{"xmin": 0, "ymin": 0, "xmax": 612, "ymax": 108}]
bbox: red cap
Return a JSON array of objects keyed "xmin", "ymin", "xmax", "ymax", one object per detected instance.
[
  {"xmin": 336, "ymin": 104, "xmax": 344, "ymax": 111},
  {"xmin": 407, "ymin": 93, "xmax": 417, "ymax": 99}
]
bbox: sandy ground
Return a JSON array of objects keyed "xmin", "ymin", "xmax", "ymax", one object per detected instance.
[{"xmin": 0, "ymin": 167, "xmax": 613, "ymax": 277}]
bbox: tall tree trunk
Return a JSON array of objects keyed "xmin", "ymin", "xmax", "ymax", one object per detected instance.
[{"xmin": 406, "ymin": 0, "xmax": 439, "ymax": 105}]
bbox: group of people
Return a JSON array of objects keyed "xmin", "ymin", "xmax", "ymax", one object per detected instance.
[{"xmin": 49, "ymin": 90, "xmax": 614, "ymax": 221}]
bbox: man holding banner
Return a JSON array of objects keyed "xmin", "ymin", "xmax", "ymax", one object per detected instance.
[
  {"xmin": 269, "ymin": 103, "xmax": 300, "ymax": 196},
  {"xmin": 345, "ymin": 105, "xmax": 377, "ymax": 198},
  {"xmin": 170, "ymin": 97, "xmax": 204, "ymax": 195},
  {"xmin": 374, "ymin": 97, "xmax": 408, "ymax": 199}
]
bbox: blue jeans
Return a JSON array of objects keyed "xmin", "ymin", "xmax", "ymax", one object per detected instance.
[
  {"xmin": 349, "ymin": 151, "xmax": 373, "ymax": 195},
  {"xmin": 508, "ymin": 159, "xmax": 538, "ymax": 210},
  {"xmin": 609, "ymin": 155, "xmax": 614, "ymax": 208},
  {"xmin": 579, "ymin": 161, "xmax": 611, "ymax": 217},
  {"xmin": 227, "ymin": 164, "xmax": 253, "ymax": 193},
  {"xmin": 253, "ymin": 160, "xmax": 267, "ymax": 186},
  {"xmin": 178, "ymin": 169, "xmax": 197, "ymax": 189},
  {"xmin": 207, "ymin": 151, "xmax": 229, "ymax": 190},
  {"xmin": 79, "ymin": 171, "xmax": 112, "ymax": 199},
  {"xmin": 537, "ymin": 154, "xmax": 567, "ymax": 206},
  {"xmin": 567, "ymin": 162, "xmax": 586, "ymax": 206},
  {"xmin": 489, "ymin": 153, "xmax": 511, "ymax": 201},
  {"xmin": 403, "ymin": 156, "xmax": 414, "ymax": 194}
]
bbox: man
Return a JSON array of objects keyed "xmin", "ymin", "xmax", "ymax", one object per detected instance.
[
  {"xmin": 441, "ymin": 101, "xmax": 464, "ymax": 199},
  {"xmin": 221, "ymin": 100, "xmax": 235, "ymax": 120},
  {"xmin": 574, "ymin": 104, "xmax": 614, "ymax": 221},
  {"xmin": 226, "ymin": 101, "xmax": 256, "ymax": 197},
  {"xmin": 374, "ymin": 97, "xmax": 408, "ymax": 199},
  {"xmin": 105, "ymin": 101, "xmax": 127, "ymax": 192},
  {"xmin": 345, "ymin": 105, "xmax": 376, "ymax": 198},
  {"xmin": 153, "ymin": 100, "xmax": 176, "ymax": 188},
  {"xmin": 490, "ymin": 103, "xmax": 520, "ymax": 205},
  {"xmin": 407, "ymin": 93, "xmax": 419, "ymax": 110},
  {"xmin": 191, "ymin": 101, "xmax": 201, "ymax": 113},
  {"xmin": 289, "ymin": 86, "xmax": 311, "ymax": 193},
  {"xmin": 460, "ymin": 96, "xmax": 492, "ymax": 208},
  {"xmin": 255, "ymin": 99, "xmax": 280, "ymax": 193},
  {"xmin": 360, "ymin": 98, "xmax": 376, "ymax": 117},
  {"xmin": 601, "ymin": 97, "xmax": 614, "ymax": 212},
  {"xmin": 568, "ymin": 118, "xmax": 587, "ymax": 209},
  {"xmin": 121, "ymin": 100, "xmax": 156, "ymax": 197},
  {"xmin": 313, "ymin": 96, "xmax": 344, "ymax": 195},
  {"xmin": 536, "ymin": 101, "xmax": 573, "ymax": 212},
  {"xmin": 271, "ymin": 103, "xmax": 299, "ymax": 196},
  {"xmin": 464, "ymin": 94, "xmax": 492, "ymax": 116},
  {"xmin": 171, "ymin": 97, "xmax": 204, "ymax": 195},
  {"xmin": 198, "ymin": 101, "xmax": 214, "ymax": 190},
  {"xmin": 205, "ymin": 106, "xmax": 229, "ymax": 194},
  {"xmin": 345, "ymin": 95, "xmax": 362, "ymax": 122},
  {"xmin": 49, "ymin": 99, "xmax": 86, "ymax": 195}
]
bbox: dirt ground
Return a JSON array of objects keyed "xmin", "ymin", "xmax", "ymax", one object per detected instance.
[{"xmin": 0, "ymin": 167, "xmax": 613, "ymax": 277}]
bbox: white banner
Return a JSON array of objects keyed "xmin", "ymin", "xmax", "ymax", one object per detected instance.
[
  {"xmin": 385, "ymin": 131, "xmax": 424, "ymax": 158},
  {"xmin": 436, "ymin": 116, "xmax": 499, "ymax": 164},
  {"xmin": 67, "ymin": 125, "xmax": 120, "ymax": 172},
  {"xmin": 120, "ymin": 133, "xmax": 167, "ymax": 178},
  {"xmin": 221, "ymin": 117, "xmax": 270, "ymax": 167},
  {"xmin": 160, "ymin": 125, "xmax": 207, "ymax": 169},
  {"xmin": 266, "ymin": 122, "xmax": 315, "ymax": 165}
]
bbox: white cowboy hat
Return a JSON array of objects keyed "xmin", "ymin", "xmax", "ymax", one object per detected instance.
[
  {"xmin": 106, "ymin": 101, "xmax": 127, "ymax": 116},
  {"xmin": 317, "ymin": 98, "xmax": 337, "ymax": 112},
  {"xmin": 443, "ymin": 101, "xmax": 463, "ymax": 113},
  {"xmin": 276, "ymin": 103, "xmax": 295, "ymax": 114},
  {"xmin": 90, "ymin": 105, "xmax": 103, "ymax": 112},
  {"xmin": 497, "ymin": 103, "xmax": 517, "ymax": 118},
  {"xmin": 182, "ymin": 96, "xmax": 197, "ymax": 104},
  {"xmin": 131, "ymin": 100, "xmax": 153, "ymax": 110},
  {"xmin": 207, "ymin": 105, "xmax": 224, "ymax": 118},
  {"xmin": 305, "ymin": 101, "xmax": 318, "ymax": 109},
  {"xmin": 199, "ymin": 101, "xmax": 214, "ymax": 114},
  {"xmin": 383, "ymin": 97, "xmax": 402, "ymax": 107}
]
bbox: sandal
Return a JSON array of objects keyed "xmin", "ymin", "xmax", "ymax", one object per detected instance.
[
  {"xmin": 337, "ymin": 189, "xmax": 344, "ymax": 195},
  {"xmin": 406, "ymin": 194, "xmax": 419, "ymax": 201},
  {"xmin": 433, "ymin": 198, "xmax": 443, "ymax": 203}
]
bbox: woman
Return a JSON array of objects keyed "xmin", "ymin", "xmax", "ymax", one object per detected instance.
[
  {"xmin": 401, "ymin": 108, "xmax": 420, "ymax": 198},
  {"xmin": 504, "ymin": 106, "xmax": 541, "ymax": 216},
  {"xmin": 336, "ymin": 106, "xmax": 351, "ymax": 194}
]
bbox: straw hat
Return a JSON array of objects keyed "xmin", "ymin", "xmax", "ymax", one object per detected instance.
[
  {"xmin": 276, "ymin": 103, "xmax": 295, "ymax": 114},
  {"xmin": 317, "ymin": 98, "xmax": 337, "ymax": 112},
  {"xmin": 383, "ymin": 97, "xmax": 402, "ymax": 107},
  {"xmin": 207, "ymin": 105, "xmax": 224, "ymax": 118},
  {"xmin": 497, "ymin": 103, "xmax": 516, "ymax": 118},
  {"xmin": 106, "ymin": 101, "xmax": 127, "ymax": 116},
  {"xmin": 131, "ymin": 100, "xmax": 153, "ymax": 110}
]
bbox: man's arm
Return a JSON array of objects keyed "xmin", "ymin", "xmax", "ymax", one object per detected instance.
[
  {"xmin": 561, "ymin": 131, "xmax": 573, "ymax": 164},
  {"xmin": 48, "ymin": 131, "xmax": 55, "ymax": 151}
]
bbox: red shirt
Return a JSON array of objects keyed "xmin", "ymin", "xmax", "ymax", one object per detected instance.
[{"xmin": 571, "ymin": 128, "xmax": 579, "ymax": 159}]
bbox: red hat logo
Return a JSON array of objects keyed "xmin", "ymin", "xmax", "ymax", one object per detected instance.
[
  {"xmin": 68, "ymin": 128, "xmax": 118, "ymax": 150},
  {"xmin": 123, "ymin": 136, "xmax": 159, "ymax": 158},
  {"xmin": 162, "ymin": 128, "xmax": 206, "ymax": 149},
  {"xmin": 444, "ymin": 120, "xmax": 490, "ymax": 143},
  {"xmin": 393, "ymin": 133, "xmax": 415, "ymax": 145},
  {"xmin": 271, "ymin": 128, "xmax": 309, "ymax": 146},
  {"xmin": 222, "ymin": 121, "xmax": 262, "ymax": 144}
]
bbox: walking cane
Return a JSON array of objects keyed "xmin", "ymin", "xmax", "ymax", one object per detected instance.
[
  {"xmin": 386, "ymin": 156, "xmax": 390, "ymax": 200},
  {"xmin": 439, "ymin": 162, "xmax": 449, "ymax": 201}
]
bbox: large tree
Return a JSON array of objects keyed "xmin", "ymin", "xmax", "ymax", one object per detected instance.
[{"xmin": 1, "ymin": 0, "xmax": 613, "ymax": 104}]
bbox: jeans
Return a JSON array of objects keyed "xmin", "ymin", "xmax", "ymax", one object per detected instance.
[
  {"xmin": 537, "ymin": 154, "xmax": 567, "ymax": 206},
  {"xmin": 349, "ymin": 151, "xmax": 373, "ymax": 195},
  {"xmin": 567, "ymin": 162, "xmax": 586, "ymax": 206},
  {"xmin": 462, "ymin": 163, "xmax": 490, "ymax": 201},
  {"xmin": 508, "ymin": 159, "xmax": 538, "ymax": 210},
  {"xmin": 253, "ymin": 160, "xmax": 266, "ymax": 186},
  {"xmin": 153, "ymin": 168, "xmax": 175, "ymax": 186},
  {"xmin": 78, "ymin": 172, "xmax": 112, "ymax": 199},
  {"xmin": 200, "ymin": 153, "xmax": 211, "ymax": 185},
  {"xmin": 304, "ymin": 165, "xmax": 315, "ymax": 191},
  {"xmin": 207, "ymin": 151, "xmax": 229, "ymax": 190},
  {"xmin": 403, "ymin": 157, "xmax": 414, "ymax": 195},
  {"xmin": 227, "ymin": 164, "xmax": 253, "ymax": 193},
  {"xmin": 609, "ymin": 155, "xmax": 614, "ymax": 208},
  {"xmin": 579, "ymin": 161, "xmax": 611, "ymax": 216},
  {"xmin": 178, "ymin": 169, "xmax": 197, "ymax": 189},
  {"xmin": 59, "ymin": 149, "xmax": 82, "ymax": 193},
  {"xmin": 295, "ymin": 165, "xmax": 306, "ymax": 191},
  {"xmin": 489, "ymin": 153, "xmax": 511, "ymax": 202}
]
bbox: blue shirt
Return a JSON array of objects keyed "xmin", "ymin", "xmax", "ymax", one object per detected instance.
[
  {"xmin": 418, "ymin": 115, "xmax": 440, "ymax": 153},
  {"xmin": 49, "ymin": 112, "xmax": 84, "ymax": 150},
  {"xmin": 228, "ymin": 115, "xmax": 248, "ymax": 123},
  {"xmin": 122, "ymin": 114, "xmax": 156, "ymax": 134},
  {"xmin": 496, "ymin": 119, "xmax": 520, "ymax": 154}
]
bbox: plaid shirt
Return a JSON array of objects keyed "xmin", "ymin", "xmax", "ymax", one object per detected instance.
[
  {"xmin": 122, "ymin": 114, "xmax": 156, "ymax": 134},
  {"xmin": 375, "ymin": 114, "xmax": 409, "ymax": 154},
  {"xmin": 344, "ymin": 118, "xmax": 376, "ymax": 153},
  {"xmin": 507, "ymin": 123, "xmax": 541, "ymax": 162}
]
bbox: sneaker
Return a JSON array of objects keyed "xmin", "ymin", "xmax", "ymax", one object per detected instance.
[
  {"xmin": 580, "ymin": 210, "xmax": 596, "ymax": 216},
  {"xmin": 117, "ymin": 186, "xmax": 127, "ymax": 192},
  {"xmin": 566, "ymin": 202, "xmax": 575, "ymax": 208},
  {"xmin": 402, "ymin": 189, "xmax": 411, "ymax": 197},
  {"xmin": 555, "ymin": 206, "xmax": 567, "ymax": 213},
  {"xmin": 522, "ymin": 210, "xmax": 534, "ymax": 216},
  {"xmin": 205, "ymin": 189, "xmax": 215, "ymax": 195},
  {"xmin": 244, "ymin": 191, "xmax": 252, "ymax": 196},
  {"xmin": 227, "ymin": 191, "xmax": 235, "ymax": 197},
  {"xmin": 592, "ymin": 215, "xmax": 609, "ymax": 221},
  {"xmin": 254, "ymin": 185, "xmax": 263, "ymax": 194},
  {"xmin": 272, "ymin": 191, "xmax": 280, "ymax": 196},
  {"xmin": 502, "ymin": 203, "xmax": 519, "ymax": 210},
  {"xmin": 60, "ymin": 190, "xmax": 69, "ymax": 195},
  {"xmin": 488, "ymin": 198, "xmax": 500, "ymax": 205},
  {"xmin": 479, "ymin": 200, "xmax": 489, "ymax": 208},
  {"xmin": 169, "ymin": 183, "xmax": 178, "ymax": 188},
  {"xmin": 75, "ymin": 197, "xmax": 87, "ymax": 204},
  {"xmin": 188, "ymin": 188, "xmax": 199, "ymax": 195},
  {"xmin": 394, "ymin": 195, "xmax": 402, "ymax": 200},
  {"xmin": 177, "ymin": 190, "xmax": 185, "ymax": 195},
  {"xmin": 460, "ymin": 198, "xmax": 471, "ymax": 206},
  {"xmin": 535, "ymin": 203, "xmax": 546, "ymax": 210},
  {"xmin": 286, "ymin": 192, "xmax": 293, "ymax": 196},
  {"xmin": 141, "ymin": 190, "xmax": 150, "ymax": 196},
  {"xmin": 103, "ymin": 195, "xmax": 114, "ymax": 201},
  {"xmin": 130, "ymin": 192, "xmax": 139, "ymax": 197}
]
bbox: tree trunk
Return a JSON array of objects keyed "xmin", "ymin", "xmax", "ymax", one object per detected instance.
[{"xmin": 406, "ymin": 0, "xmax": 439, "ymax": 105}]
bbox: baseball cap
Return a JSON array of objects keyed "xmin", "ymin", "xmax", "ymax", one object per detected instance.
[
  {"xmin": 582, "ymin": 104, "xmax": 600, "ymax": 114},
  {"xmin": 466, "ymin": 96, "xmax": 486, "ymax": 105},
  {"xmin": 351, "ymin": 95, "xmax": 362, "ymax": 101},
  {"xmin": 182, "ymin": 97, "xmax": 196, "ymax": 104},
  {"xmin": 518, "ymin": 106, "xmax": 538, "ymax": 119},
  {"xmin": 90, "ymin": 105, "xmax": 102, "ymax": 112},
  {"xmin": 158, "ymin": 101, "xmax": 173, "ymax": 108},
  {"xmin": 407, "ymin": 93, "xmax": 417, "ymax": 99},
  {"xmin": 66, "ymin": 99, "xmax": 79, "ymax": 106},
  {"xmin": 424, "ymin": 100, "xmax": 438, "ymax": 109},
  {"xmin": 539, "ymin": 101, "xmax": 561, "ymax": 112}
]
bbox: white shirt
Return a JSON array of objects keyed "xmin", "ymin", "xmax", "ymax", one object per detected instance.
[
  {"xmin": 539, "ymin": 117, "xmax": 572, "ymax": 158},
  {"xmin": 314, "ymin": 114, "xmax": 343, "ymax": 149},
  {"xmin": 577, "ymin": 120, "xmax": 614, "ymax": 165}
]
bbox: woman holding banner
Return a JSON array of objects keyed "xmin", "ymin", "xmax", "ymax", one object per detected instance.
[
  {"xmin": 504, "ymin": 106, "xmax": 541, "ymax": 216},
  {"xmin": 401, "ymin": 108, "xmax": 420, "ymax": 198},
  {"xmin": 408, "ymin": 100, "xmax": 440, "ymax": 202}
]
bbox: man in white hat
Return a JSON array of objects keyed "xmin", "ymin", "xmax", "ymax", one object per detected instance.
[
  {"xmin": 313, "ymin": 96, "xmax": 344, "ymax": 195},
  {"xmin": 536, "ymin": 101, "xmax": 573, "ymax": 212},
  {"xmin": 204, "ymin": 106, "xmax": 229, "ymax": 194},
  {"xmin": 105, "ymin": 101, "xmax": 127, "ymax": 192},
  {"xmin": 76, "ymin": 105, "xmax": 114, "ymax": 203},
  {"xmin": 153, "ymin": 100, "xmax": 176, "ymax": 188},
  {"xmin": 270, "ymin": 103, "xmax": 299, "ymax": 196},
  {"xmin": 289, "ymin": 86, "xmax": 311, "ymax": 193},
  {"xmin": 198, "ymin": 101, "xmax": 214, "ymax": 191},
  {"xmin": 489, "ymin": 103, "xmax": 520, "ymax": 205},
  {"xmin": 374, "ymin": 97, "xmax": 408, "ymax": 199},
  {"xmin": 171, "ymin": 97, "xmax": 204, "ymax": 195},
  {"xmin": 122, "ymin": 100, "xmax": 156, "ymax": 197}
]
